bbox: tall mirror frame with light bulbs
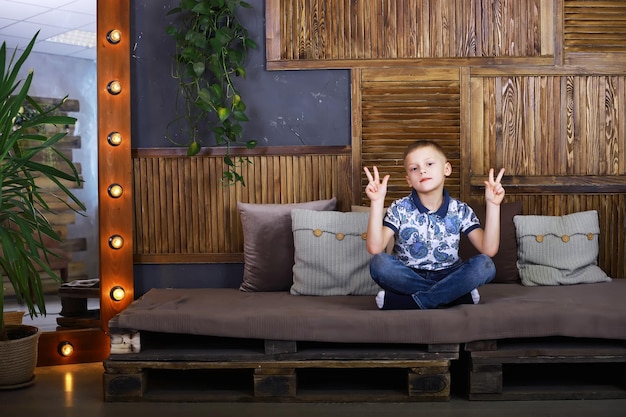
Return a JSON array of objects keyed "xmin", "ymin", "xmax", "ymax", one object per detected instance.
[{"xmin": 37, "ymin": 0, "xmax": 132, "ymax": 366}]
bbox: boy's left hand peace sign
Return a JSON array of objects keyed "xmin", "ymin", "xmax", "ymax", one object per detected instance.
[{"xmin": 484, "ymin": 168, "xmax": 505, "ymax": 205}]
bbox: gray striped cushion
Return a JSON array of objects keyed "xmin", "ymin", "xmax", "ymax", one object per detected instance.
[
  {"xmin": 514, "ymin": 210, "xmax": 611, "ymax": 286},
  {"xmin": 290, "ymin": 209, "xmax": 381, "ymax": 296}
]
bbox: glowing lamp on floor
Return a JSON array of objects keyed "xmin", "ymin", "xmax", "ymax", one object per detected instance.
[{"xmin": 58, "ymin": 341, "xmax": 74, "ymax": 357}]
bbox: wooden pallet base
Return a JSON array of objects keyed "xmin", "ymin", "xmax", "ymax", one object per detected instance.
[
  {"xmin": 104, "ymin": 332, "xmax": 458, "ymax": 402},
  {"xmin": 104, "ymin": 359, "xmax": 452, "ymax": 402},
  {"xmin": 467, "ymin": 338, "xmax": 626, "ymax": 401}
]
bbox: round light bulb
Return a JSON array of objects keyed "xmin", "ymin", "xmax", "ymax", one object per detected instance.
[
  {"xmin": 110, "ymin": 286, "xmax": 126, "ymax": 301},
  {"xmin": 107, "ymin": 132, "xmax": 122, "ymax": 146},
  {"xmin": 58, "ymin": 342, "xmax": 74, "ymax": 357},
  {"xmin": 107, "ymin": 80, "xmax": 122, "ymax": 95},
  {"xmin": 108, "ymin": 184, "xmax": 123, "ymax": 198},
  {"xmin": 107, "ymin": 29, "xmax": 122, "ymax": 44},
  {"xmin": 109, "ymin": 235, "xmax": 124, "ymax": 249}
]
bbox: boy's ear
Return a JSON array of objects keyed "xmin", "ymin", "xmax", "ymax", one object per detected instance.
[{"xmin": 444, "ymin": 161, "xmax": 452, "ymax": 177}]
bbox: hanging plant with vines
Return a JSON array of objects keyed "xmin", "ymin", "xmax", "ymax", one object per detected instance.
[{"xmin": 166, "ymin": 0, "xmax": 257, "ymax": 185}]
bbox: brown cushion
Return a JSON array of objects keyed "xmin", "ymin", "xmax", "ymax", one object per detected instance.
[
  {"xmin": 459, "ymin": 201, "xmax": 522, "ymax": 284},
  {"xmin": 238, "ymin": 198, "xmax": 337, "ymax": 292}
]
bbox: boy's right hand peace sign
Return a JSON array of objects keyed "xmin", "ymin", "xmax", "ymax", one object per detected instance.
[
  {"xmin": 484, "ymin": 167, "xmax": 506, "ymax": 205},
  {"xmin": 363, "ymin": 166, "xmax": 390, "ymax": 203}
]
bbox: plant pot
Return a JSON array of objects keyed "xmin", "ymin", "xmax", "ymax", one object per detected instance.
[
  {"xmin": 3, "ymin": 311, "xmax": 25, "ymax": 325},
  {"xmin": 0, "ymin": 325, "xmax": 40, "ymax": 389}
]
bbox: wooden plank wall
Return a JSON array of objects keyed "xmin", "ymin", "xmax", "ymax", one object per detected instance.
[
  {"xmin": 268, "ymin": 0, "xmax": 545, "ymax": 62},
  {"xmin": 469, "ymin": 74, "xmax": 626, "ymax": 177},
  {"xmin": 132, "ymin": 147, "xmax": 352, "ymax": 264},
  {"xmin": 564, "ymin": 1, "xmax": 626, "ymax": 54},
  {"xmin": 467, "ymin": 72, "xmax": 626, "ymax": 278},
  {"xmin": 353, "ymin": 67, "xmax": 462, "ymax": 207},
  {"xmin": 266, "ymin": 0, "xmax": 626, "ymax": 277},
  {"xmin": 132, "ymin": 1, "xmax": 626, "ymax": 278}
]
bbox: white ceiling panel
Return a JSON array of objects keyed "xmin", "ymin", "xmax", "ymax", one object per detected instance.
[
  {"xmin": 0, "ymin": 21, "xmax": 66, "ymax": 40},
  {"xmin": 0, "ymin": 0, "xmax": 96, "ymax": 60},
  {"xmin": 26, "ymin": 9, "xmax": 95, "ymax": 29},
  {"xmin": 0, "ymin": 0, "xmax": 48, "ymax": 20}
]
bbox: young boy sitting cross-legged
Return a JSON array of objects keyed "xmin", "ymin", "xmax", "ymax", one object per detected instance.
[{"xmin": 363, "ymin": 140, "xmax": 506, "ymax": 310}]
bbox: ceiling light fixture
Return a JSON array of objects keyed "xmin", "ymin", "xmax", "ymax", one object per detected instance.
[{"xmin": 46, "ymin": 30, "xmax": 97, "ymax": 49}]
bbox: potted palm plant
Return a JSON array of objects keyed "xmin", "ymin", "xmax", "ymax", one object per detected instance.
[{"xmin": 0, "ymin": 33, "xmax": 85, "ymax": 388}]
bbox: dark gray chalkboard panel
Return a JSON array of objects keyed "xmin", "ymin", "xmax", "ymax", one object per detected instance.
[{"xmin": 130, "ymin": 0, "xmax": 350, "ymax": 149}]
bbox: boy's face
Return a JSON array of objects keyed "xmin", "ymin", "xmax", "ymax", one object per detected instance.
[{"xmin": 404, "ymin": 146, "xmax": 452, "ymax": 194}]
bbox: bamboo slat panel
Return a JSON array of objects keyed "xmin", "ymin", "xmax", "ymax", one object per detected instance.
[
  {"xmin": 269, "ymin": 0, "xmax": 544, "ymax": 63},
  {"xmin": 355, "ymin": 68, "xmax": 461, "ymax": 207},
  {"xmin": 132, "ymin": 148, "xmax": 352, "ymax": 263},
  {"xmin": 564, "ymin": 0, "xmax": 626, "ymax": 53}
]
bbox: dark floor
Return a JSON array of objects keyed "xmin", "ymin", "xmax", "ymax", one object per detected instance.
[{"xmin": 0, "ymin": 362, "xmax": 625, "ymax": 417}]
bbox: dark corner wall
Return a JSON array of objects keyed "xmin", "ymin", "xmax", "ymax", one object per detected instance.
[{"xmin": 130, "ymin": 0, "xmax": 350, "ymax": 293}]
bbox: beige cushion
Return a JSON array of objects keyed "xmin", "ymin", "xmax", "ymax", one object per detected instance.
[
  {"xmin": 238, "ymin": 198, "xmax": 337, "ymax": 292},
  {"xmin": 290, "ymin": 209, "xmax": 381, "ymax": 296},
  {"xmin": 351, "ymin": 205, "xmax": 394, "ymax": 254},
  {"xmin": 514, "ymin": 210, "xmax": 611, "ymax": 286}
]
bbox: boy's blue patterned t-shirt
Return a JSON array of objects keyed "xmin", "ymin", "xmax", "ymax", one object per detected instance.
[{"xmin": 383, "ymin": 189, "xmax": 480, "ymax": 270}]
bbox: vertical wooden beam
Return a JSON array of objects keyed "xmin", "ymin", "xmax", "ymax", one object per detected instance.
[
  {"xmin": 553, "ymin": 0, "xmax": 564, "ymax": 65},
  {"xmin": 98, "ymin": 0, "xmax": 133, "ymax": 333},
  {"xmin": 541, "ymin": 0, "xmax": 555, "ymax": 58},
  {"xmin": 38, "ymin": 0, "xmax": 132, "ymax": 367},
  {"xmin": 265, "ymin": 0, "xmax": 282, "ymax": 62},
  {"xmin": 460, "ymin": 67, "xmax": 472, "ymax": 202},
  {"xmin": 351, "ymin": 69, "xmax": 363, "ymax": 206}
]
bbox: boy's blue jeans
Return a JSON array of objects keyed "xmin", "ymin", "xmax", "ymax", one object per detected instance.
[{"xmin": 369, "ymin": 253, "xmax": 495, "ymax": 309}]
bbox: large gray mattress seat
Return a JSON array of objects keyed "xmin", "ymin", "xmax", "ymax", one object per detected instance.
[{"xmin": 112, "ymin": 280, "xmax": 626, "ymax": 345}]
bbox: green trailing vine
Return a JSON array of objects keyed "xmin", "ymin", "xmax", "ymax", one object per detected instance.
[{"xmin": 166, "ymin": 0, "xmax": 257, "ymax": 185}]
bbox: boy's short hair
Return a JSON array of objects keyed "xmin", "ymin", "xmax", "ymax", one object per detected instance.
[{"xmin": 403, "ymin": 140, "xmax": 448, "ymax": 165}]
